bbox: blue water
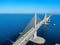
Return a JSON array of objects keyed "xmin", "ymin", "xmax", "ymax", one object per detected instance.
[{"xmin": 0, "ymin": 14, "xmax": 60, "ymax": 45}]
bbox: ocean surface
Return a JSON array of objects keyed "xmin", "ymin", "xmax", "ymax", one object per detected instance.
[{"xmin": 0, "ymin": 14, "xmax": 60, "ymax": 45}]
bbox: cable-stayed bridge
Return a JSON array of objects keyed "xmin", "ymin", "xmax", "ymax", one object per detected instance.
[{"xmin": 13, "ymin": 13, "xmax": 51, "ymax": 45}]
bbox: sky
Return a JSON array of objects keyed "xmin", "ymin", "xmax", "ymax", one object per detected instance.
[{"xmin": 0, "ymin": 0, "xmax": 60, "ymax": 13}]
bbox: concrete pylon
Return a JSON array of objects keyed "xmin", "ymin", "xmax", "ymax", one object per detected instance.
[
  {"xmin": 34, "ymin": 31, "xmax": 37, "ymax": 40},
  {"xmin": 44, "ymin": 14, "xmax": 47, "ymax": 24},
  {"xmin": 34, "ymin": 13, "xmax": 37, "ymax": 40}
]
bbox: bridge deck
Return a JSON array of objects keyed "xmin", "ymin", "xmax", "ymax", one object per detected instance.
[{"xmin": 13, "ymin": 15, "xmax": 50, "ymax": 45}]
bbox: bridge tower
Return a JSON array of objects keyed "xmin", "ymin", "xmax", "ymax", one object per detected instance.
[
  {"xmin": 34, "ymin": 13, "xmax": 37, "ymax": 40},
  {"xmin": 33, "ymin": 13, "xmax": 46, "ymax": 44},
  {"xmin": 44, "ymin": 14, "xmax": 47, "ymax": 24}
]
